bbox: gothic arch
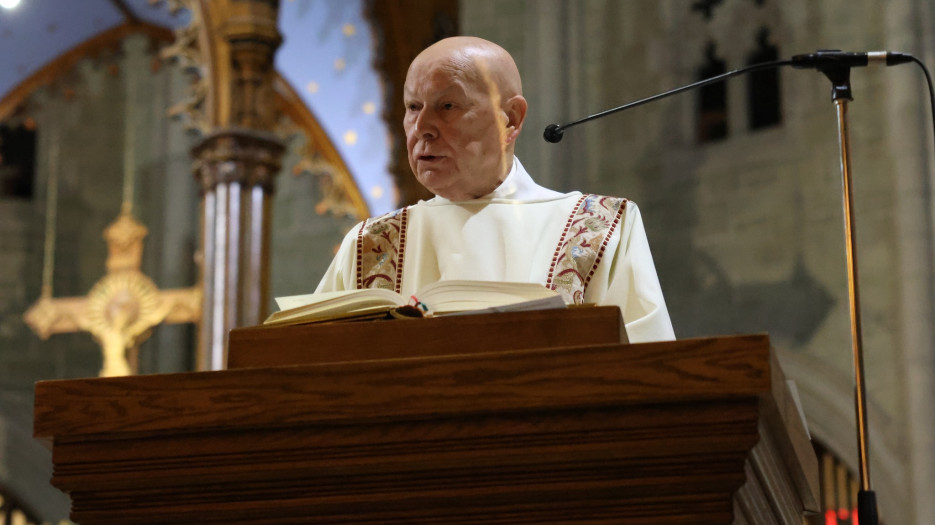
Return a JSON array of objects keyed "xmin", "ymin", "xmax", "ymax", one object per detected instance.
[
  {"xmin": 0, "ymin": 22, "xmax": 172, "ymax": 122},
  {"xmin": 274, "ymin": 75, "xmax": 369, "ymax": 219},
  {"xmin": 0, "ymin": 13, "xmax": 368, "ymax": 220},
  {"xmin": 158, "ymin": 0, "xmax": 368, "ymax": 217}
]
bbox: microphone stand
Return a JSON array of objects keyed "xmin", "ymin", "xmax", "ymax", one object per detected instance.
[
  {"xmin": 818, "ymin": 63, "xmax": 879, "ymax": 525},
  {"xmin": 543, "ymin": 53, "xmax": 903, "ymax": 525}
]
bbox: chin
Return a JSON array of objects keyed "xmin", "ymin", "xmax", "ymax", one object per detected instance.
[
  {"xmin": 417, "ymin": 174, "xmax": 455, "ymax": 197},
  {"xmin": 428, "ymin": 187, "xmax": 461, "ymax": 200}
]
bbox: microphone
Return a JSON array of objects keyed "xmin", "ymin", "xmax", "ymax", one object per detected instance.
[
  {"xmin": 791, "ymin": 50, "xmax": 913, "ymax": 69},
  {"xmin": 543, "ymin": 124, "xmax": 564, "ymax": 143}
]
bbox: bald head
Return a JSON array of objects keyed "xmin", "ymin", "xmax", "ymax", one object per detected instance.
[
  {"xmin": 409, "ymin": 36, "xmax": 523, "ymax": 102},
  {"xmin": 403, "ymin": 37, "xmax": 528, "ymax": 200}
]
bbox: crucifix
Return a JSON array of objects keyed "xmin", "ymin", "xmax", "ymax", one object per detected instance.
[
  {"xmin": 24, "ymin": 210, "xmax": 202, "ymax": 377},
  {"xmin": 23, "ymin": 72, "xmax": 201, "ymax": 377}
]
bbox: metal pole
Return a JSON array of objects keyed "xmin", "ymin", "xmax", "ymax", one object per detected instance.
[
  {"xmin": 826, "ymin": 66, "xmax": 878, "ymax": 525},
  {"xmin": 834, "ymin": 99, "xmax": 872, "ymax": 491}
]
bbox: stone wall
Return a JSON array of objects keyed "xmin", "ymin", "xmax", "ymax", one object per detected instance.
[{"xmin": 0, "ymin": 34, "xmax": 198, "ymax": 520}]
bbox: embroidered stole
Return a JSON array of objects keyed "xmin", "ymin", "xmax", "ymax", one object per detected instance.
[
  {"xmin": 545, "ymin": 195, "xmax": 627, "ymax": 304},
  {"xmin": 355, "ymin": 207, "xmax": 410, "ymax": 292},
  {"xmin": 355, "ymin": 195, "xmax": 626, "ymax": 303}
]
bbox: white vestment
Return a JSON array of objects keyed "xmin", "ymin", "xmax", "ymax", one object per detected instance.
[{"xmin": 316, "ymin": 157, "xmax": 675, "ymax": 343}]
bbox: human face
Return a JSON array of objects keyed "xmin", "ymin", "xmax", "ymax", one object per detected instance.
[{"xmin": 403, "ymin": 58, "xmax": 509, "ymax": 201}]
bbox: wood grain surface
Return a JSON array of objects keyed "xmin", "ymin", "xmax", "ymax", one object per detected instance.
[
  {"xmin": 35, "ymin": 334, "xmax": 768, "ymax": 438},
  {"xmin": 32, "ymin": 323, "xmax": 815, "ymax": 524},
  {"xmin": 227, "ymin": 305, "xmax": 627, "ymax": 368}
]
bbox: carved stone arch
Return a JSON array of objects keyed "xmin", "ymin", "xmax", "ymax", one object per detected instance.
[
  {"xmin": 0, "ymin": 21, "xmax": 181, "ymax": 210},
  {"xmin": 776, "ymin": 347, "xmax": 913, "ymax": 524},
  {"xmin": 274, "ymin": 75, "xmax": 369, "ymax": 220},
  {"xmin": 158, "ymin": 0, "xmax": 366, "ymax": 217},
  {"xmin": 158, "ymin": 0, "xmax": 279, "ymax": 133},
  {"xmin": 0, "ymin": 22, "xmax": 174, "ymax": 122}
]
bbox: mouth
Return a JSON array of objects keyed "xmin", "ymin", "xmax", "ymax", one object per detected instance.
[{"xmin": 418, "ymin": 155, "xmax": 444, "ymax": 162}]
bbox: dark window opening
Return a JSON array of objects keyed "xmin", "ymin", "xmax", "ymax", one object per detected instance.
[
  {"xmin": 746, "ymin": 28, "xmax": 782, "ymax": 130},
  {"xmin": 697, "ymin": 42, "xmax": 728, "ymax": 143},
  {"xmin": 691, "ymin": 0, "xmax": 724, "ymax": 20},
  {"xmin": 0, "ymin": 120, "xmax": 37, "ymax": 199}
]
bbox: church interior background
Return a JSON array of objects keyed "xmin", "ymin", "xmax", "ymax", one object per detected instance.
[{"xmin": 0, "ymin": 0, "xmax": 933, "ymax": 523}]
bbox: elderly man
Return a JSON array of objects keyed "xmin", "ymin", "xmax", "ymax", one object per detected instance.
[{"xmin": 316, "ymin": 36, "xmax": 674, "ymax": 342}]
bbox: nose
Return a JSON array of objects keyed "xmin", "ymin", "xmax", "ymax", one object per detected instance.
[{"xmin": 413, "ymin": 108, "xmax": 438, "ymax": 139}]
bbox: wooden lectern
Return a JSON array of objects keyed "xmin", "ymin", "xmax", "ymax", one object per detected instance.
[{"xmin": 34, "ymin": 306, "xmax": 819, "ymax": 524}]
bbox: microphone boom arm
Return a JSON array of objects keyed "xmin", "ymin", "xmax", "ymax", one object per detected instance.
[{"xmin": 543, "ymin": 59, "xmax": 795, "ymax": 143}]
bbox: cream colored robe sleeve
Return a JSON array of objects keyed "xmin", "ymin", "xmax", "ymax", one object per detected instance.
[{"xmin": 315, "ymin": 225, "xmax": 360, "ymax": 293}]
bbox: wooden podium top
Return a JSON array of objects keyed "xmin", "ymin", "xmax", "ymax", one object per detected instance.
[
  {"xmin": 227, "ymin": 305, "xmax": 627, "ymax": 368},
  {"xmin": 33, "ymin": 307, "xmax": 818, "ymax": 524}
]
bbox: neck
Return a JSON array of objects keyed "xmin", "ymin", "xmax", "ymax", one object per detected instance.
[{"xmin": 475, "ymin": 154, "xmax": 514, "ymax": 198}]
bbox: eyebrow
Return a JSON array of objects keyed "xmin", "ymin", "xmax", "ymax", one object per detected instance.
[{"xmin": 404, "ymin": 82, "xmax": 468, "ymax": 102}]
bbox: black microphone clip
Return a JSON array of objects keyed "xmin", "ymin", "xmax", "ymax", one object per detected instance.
[{"xmin": 792, "ymin": 50, "xmax": 912, "ymax": 70}]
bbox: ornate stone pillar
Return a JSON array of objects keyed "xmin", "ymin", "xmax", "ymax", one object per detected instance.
[
  {"xmin": 184, "ymin": 0, "xmax": 284, "ymax": 370},
  {"xmin": 193, "ymin": 131, "xmax": 282, "ymax": 370}
]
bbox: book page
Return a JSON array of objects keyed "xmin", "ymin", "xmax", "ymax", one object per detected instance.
[
  {"xmin": 416, "ymin": 280, "xmax": 564, "ymax": 314},
  {"xmin": 266, "ymin": 288, "xmax": 406, "ymax": 325},
  {"xmin": 275, "ymin": 290, "xmax": 357, "ymax": 311},
  {"xmin": 447, "ymin": 294, "xmax": 567, "ymax": 316}
]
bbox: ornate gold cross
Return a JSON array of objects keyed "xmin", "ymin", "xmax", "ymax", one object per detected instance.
[{"xmin": 24, "ymin": 210, "xmax": 201, "ymax": 377}]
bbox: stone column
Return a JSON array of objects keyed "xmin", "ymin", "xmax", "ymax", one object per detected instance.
[
  {"xmin": 193, "ymin": 131, "xmax": 282, "ymax": 370},
  {"xmin": 886, "ymin": 1, "xmax": 935, "ymax": 521},
  {"xmin": 189, "ymin": 0, "xmax": 284, "ymax": 370}
]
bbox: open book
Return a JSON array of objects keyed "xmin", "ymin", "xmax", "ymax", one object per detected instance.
[{"xmin": 264, "ymin": 280, "xmax": 565, "ymax": 326}]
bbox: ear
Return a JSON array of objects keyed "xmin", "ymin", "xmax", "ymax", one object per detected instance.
[{"xmin": 502, "ymin": 95, "xmax": 528, "ymax": 144}]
